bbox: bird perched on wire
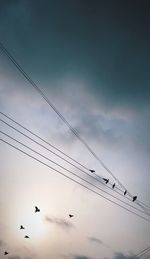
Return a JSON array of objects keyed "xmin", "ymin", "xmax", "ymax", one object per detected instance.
[
  {"xmin": 132, "ymin": 196, "xmax": 137, "ymax": 202},
  {"xmin": 103, "ymin": 178, "xmax": 109, "ymax": 184},
  {"xmin": 20, "ymin": 225, "xmax": 25, "ymax": 230},
  {"xmin": 112, "ymin": 183, "xmax": 115, "ymax": 189},
  {"xmin": 89, "ymin": 169, "xmax": 95, "ymax": 173},
  {"xmin": 69, "ymin": 214, "xmax": 74, "ymax": 218},
  {"xmin": 124, "ymin": 190, "xmax": 127, "ymax": 196},
  {"xmin": 4, "ymin": 252, "xmax": 9, "ymax": 255},
  {"xmin": 35, "ymin": 206, "xmax": 40, "ymax": 213},
  {"xmin": 24, "ymin": 235, "xmax": 30, "ymax": 239}
]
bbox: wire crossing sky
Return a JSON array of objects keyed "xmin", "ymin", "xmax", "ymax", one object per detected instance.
[
  {"xmin": 1, "ymin": 136, "xmax": 150, "ymax": 224},
  {"xmin": 1, "ymin": 129, "xmax": 149, "ymax": 218},
  {"xmin": 0, "ymin": 41, "xmax": 135, "ymax": 196},
  {"xmin": 1, "ymin": 112, "xmax": 150, "ymax": 214}
]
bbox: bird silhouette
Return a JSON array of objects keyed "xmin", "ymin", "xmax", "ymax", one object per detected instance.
[
  {"xmin": 35, "ymin": 206, "xmax": 40, "ymax": 213},
  {"xmin": 4, "ymin": 252, "xmax": 9, "ymax": 255},
  {"xmin": 20, "ymin": 225, "xmax": 25, "ymax": 230},
  {"xmin": 124, "ymin": 190, "xmax": 127, "ymax": 196},
  {"xmin": 133, "ymin": 196, "xmax": 137, "ymax": 202},
  {"xmin": 24, "ymin": 235, "xmax": 30, "ymax": 239},
  {"xmin": 103, "ymin": 178, "xmax": 109, "ymax": 184},
  {"xmin": 112, "ymin": 183, "xmax": 115, "ymax": 189},
  {"xmin": 69, "ymin": 214, "xmax": 74, "ymax": 218},
  {"xmin": 89, "ymin": 169, "xmax": 95, "ymax": 173}
]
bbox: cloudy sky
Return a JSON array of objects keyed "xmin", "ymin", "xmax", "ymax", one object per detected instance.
[{"xmin": 0, "ymin": 1, "xmax": 150, "ymax": 259}]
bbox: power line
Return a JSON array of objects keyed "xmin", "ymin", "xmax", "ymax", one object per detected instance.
[
  {"xmin": 138, "ymin": 248, "xmax": 150, "ymax": 258},
  {"xmin": 0, "ymin": 111, "xmax": 89, "ymax": 171},
  {"xmin": 1, "ymin": 120, "xmax": 150, "ymax": 216},
  {"xmin": 0, "ymin": 41, "xmax": 134, "ymax": 195},
  {"xmin": 1, "ymin": 112, "xmax": 150, "ymax": 212},
  {"xmin": 134, "ymin": 246, "xmax": 150, "ymax": 258},
  {"xmin": 1, "ymin": 118, "xmax": 104, "ymax": 183},
  {"xmin": 1, "ymin": 130, "xmax": 148, "ymax": 216},
  {"xmin": 1, "ymin": 136, "xmax": 150, "ymax": 222},
  {"xmin": 0, "ymin": 119, "xmax": 136, "ymax": 206}
]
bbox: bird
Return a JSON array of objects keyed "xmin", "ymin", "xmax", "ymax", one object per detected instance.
[
  {"xmin": 124, "ymin": 190, "xmax": 127, "ymax": 196},
  {"xmin": 112, "ymin": 183, "xmax": 115, "ymax": 189},
  {"xmin": 69, "ymin": 214, "xmax": 74, "ymax": 218},
  {"xmin": 103, "ymin": 178, "xmax": 109, "ymax": 184},
  {"xmin": 4, "ymin": 252, "xmax": 9, "ymax": 255},
  {"xmin": 132, "ymin": 196, "xmax": 137, "ymax": 202},
  {"xmin": 20, "ymin": 225, "xmax": 25, "ymax": 230},
  {"xmin": 89, "ymin": 169, "xmax": 95, "ymax": 173},
  {"xmin": 35, "ymin": 206, "xmax": 40, "ymax": 213},
  {"xmin": 24, "ymin": 235, "xmax": 30, "ymax": 239}
]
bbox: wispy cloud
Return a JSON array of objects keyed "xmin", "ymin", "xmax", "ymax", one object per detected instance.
[
  {"xmin": 45, "ymin": 216, "xmax": 74, "ymax": 229},
  {"xmin": 88, "ymin": 236, "xmax": 103, "ymax": 245}
]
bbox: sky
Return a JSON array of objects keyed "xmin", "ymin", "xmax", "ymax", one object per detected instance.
[{"xmin": 0, "ymin": 1, "xmax": 150, "ymax": 259}]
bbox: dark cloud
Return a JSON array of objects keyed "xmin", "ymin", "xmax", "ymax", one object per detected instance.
[
  {"xmin": 45, "ymin": 216, "xmax": 74, "ymax": 229},
  {"xmin": 113, "ymin": 253, "xmax": 134, "ymax": 259},
  {"xmin": 88, "ymin": 236, "xmax": 103, "ymax": 245},
  {"xmin": 1, "ymin": 0, "xmax": 150, "ymax": 110},
  {"xmin": 74, "ymin": 256, "xmax": 92, "ymax": 259}
]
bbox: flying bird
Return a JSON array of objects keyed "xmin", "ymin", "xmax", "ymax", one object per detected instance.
[
  {"xmin": 35, "ymin": 206, "xmax": 40, "ymax": 213},
  {"xmin": 20, "ymin": 225, "xmax": 25, "ymax": 230},
  {"xmin": 132, "ymin": 196, "xmax": 137, "ymax": 202},
  {"xmin": 4, "ymin": 252, "xmax": 9, "ymax": 255},
  {"xmin": 24, "ymin": 235, "xmax": 30, "ymax": 239},
  {"xmin": 112, "ymin": 183, "xmax": 115, "ymax": 189},
  {"xmin": 103, "ymin": 178, "xmax": 109, "ymax": 184},
  {"xmin": 69, "ymin": 214, "xmax": 74, "ymax": 218},
  {"xmin": 89, "ymin": 169, "xmax": 95, "ymax": 173},
  {"xmin": 124, "ymin": 190, "xmax": 127, "ymax": 196}
]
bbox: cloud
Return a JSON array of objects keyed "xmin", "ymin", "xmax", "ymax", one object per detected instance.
[
  {"xmin": 45, "ymin": 216, "xmax": 74, "ymax": 229},
  {"xmin": 1, "ymin": 0, "xmax": 150, "ymax": 111},
  {"xmin": 74, "ymin": 256, "xmax": 92, "ymax": 259},
  {"xmin": 88, "ymin": 236, "xmax": 103, "ymax": 245},
  {"xmin": 113, "ymin": 253, "xmax": 134, "ymax": 259}
]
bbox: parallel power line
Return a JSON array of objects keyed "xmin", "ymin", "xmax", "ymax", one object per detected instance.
[
  {"xmin": 1, "ymin": 117, "xmax": 150, "ymax": 214},
  {"xmin": 0, "ymin": 41, "xmax": 136, "ymax": 197},
  {"xmin": 0, "ymin": 119, "xmax": 139, "ymax": 207},
  {"xmin": 138, "ymin": 248, "xmax": 150, "ymax": 258},
  {"xmin": 1, "ymin": 111, "xmax": 150, "ymax": 212},
  {"xmin": 1, "ymin": 130, "xmax": 148, "ymax": 217},
  {"xmin": 133, "ymin": 246, "xmax": 150, "ymax": 258},
  {"xmin": 1, "ymin": 136, "xmax": 150, "ymax": 223}
]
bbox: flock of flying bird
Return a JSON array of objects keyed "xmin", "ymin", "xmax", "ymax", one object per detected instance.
[
  {"xmin": 3, "ymin": 206, "xmax": 74, "ymax": 256},
  {"xmin": 2, "ymin": 171, "xmax": 138, "ymax": 257},
  {"xmin": 2, "ymin": 170, "xmax": 138, "ymax": 257}
]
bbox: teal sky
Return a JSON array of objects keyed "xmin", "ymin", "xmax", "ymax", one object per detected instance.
[{"xmin": 0, "ymin": 1, "xmax": 150, "ymax": 259}]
